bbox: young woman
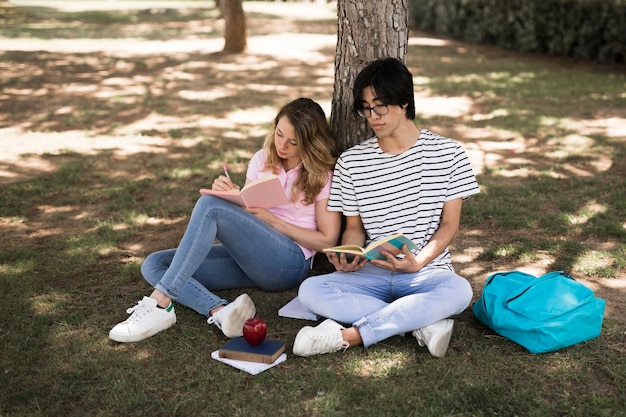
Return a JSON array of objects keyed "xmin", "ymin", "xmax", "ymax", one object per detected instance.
[{"xmin": 110, "ymin": 98, "xmax": 340, "ymax": 343}]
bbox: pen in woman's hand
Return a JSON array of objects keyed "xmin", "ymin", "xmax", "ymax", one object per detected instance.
[
  {"xmin": 220, "ymin": 163, "xmax": 238, "ymax": 191},
  {"xmin": 222, "ymin": 164, "xmax": 231, "ymax": 180}
]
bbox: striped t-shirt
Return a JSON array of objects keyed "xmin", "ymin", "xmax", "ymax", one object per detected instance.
[{"xmin": 328, "ymin": 129, "xmax": 480, "ymax": 269}]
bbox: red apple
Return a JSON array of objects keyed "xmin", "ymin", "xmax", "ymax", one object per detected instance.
[{"xmin": 243, "ymin": 317, "xmax": 267, "ymax": 346}]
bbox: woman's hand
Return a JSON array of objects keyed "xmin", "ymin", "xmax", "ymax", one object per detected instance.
[
  {"xmin": 212, "ymin": 175, "xmax": 240, "ymax": 191},
  {"xmin": 245, "ymin": 207, "xmax": 279, "ymax": 227}
]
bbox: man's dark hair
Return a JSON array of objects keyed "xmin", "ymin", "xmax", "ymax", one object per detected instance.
[{"xmin": 352, "ymin": 57, "xmax": 416, "ymax": 120}]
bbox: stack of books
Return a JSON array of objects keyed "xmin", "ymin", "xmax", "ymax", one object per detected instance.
[{"xmin": 212, "ymin": 337, "xmax": 286, "ymax": 375}]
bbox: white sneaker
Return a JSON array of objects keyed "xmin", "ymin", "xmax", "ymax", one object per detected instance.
[
  {"xmin": 293, "ymin": 319, "xmax": 349, "ymax": 357},
  {"xmin": 412, "ymin": 319, "xmax": 454, "ymax": 358},
  {"xmin": 109, "ymin": 296, "xmax": 176, "ymax": 343},
  {"xmin": 207, "ymin": 293, "xmax": 256, "ymax": 338}
]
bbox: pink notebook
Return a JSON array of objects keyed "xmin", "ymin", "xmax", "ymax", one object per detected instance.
[{"xmin": 200, "ymin": 175, "xmax": 289, "ymax": 208}]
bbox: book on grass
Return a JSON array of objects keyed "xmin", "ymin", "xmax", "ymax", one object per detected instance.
[
  {"xmin": 218, "ymin": 337, "xmax": 286, "ymax": 364},
  {"xmin": 278, "ymin": 296, "xmax": 320, "ymax": 321},
  {"xmin": 323, "ymin": 233, "xmax": 418, "ymax": 261},
  {"xmin": 211, "ymin": 350, "xmax": 286, "ymax": 375},
  {"xmin": 199, "ymin": 175, "xmax": 289, "ymax": 208}
]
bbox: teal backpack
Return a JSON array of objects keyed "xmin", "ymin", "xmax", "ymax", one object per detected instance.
[{"xmin": 473, "ymin": 271, "xmax": 606, "ymax": 354}]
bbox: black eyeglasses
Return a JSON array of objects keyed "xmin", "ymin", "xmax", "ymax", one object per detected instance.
[{"xmin": 357, "ymin": 104, "xmax": 390, "ymax": 118}]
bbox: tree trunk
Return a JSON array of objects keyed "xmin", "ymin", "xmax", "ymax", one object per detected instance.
[
  {"xmin": 221, "ymin": 0, "xmax": 247, "ymax": 53},
  {"xmin": 331, "ymin": 0, "xmax": 409, "ymax": 152}
]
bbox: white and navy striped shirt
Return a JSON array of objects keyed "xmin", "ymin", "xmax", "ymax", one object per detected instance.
[{"xmin": 329, "ymin": 129, "xmax": 480, "ymax": 269}]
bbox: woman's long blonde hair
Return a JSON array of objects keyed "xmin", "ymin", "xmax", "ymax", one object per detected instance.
[{"xmin": 263, "ymin": 98, "xmax": 337, "ymax": 205}]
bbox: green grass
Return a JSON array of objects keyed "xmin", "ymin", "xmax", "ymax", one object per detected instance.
[
  {"xmin": 464, "ymin": 171, "xmax": 626, "ymax": 276},
  {"xmin": 1, "ymin": 2, "xmax": 625, "ymax": 416}
]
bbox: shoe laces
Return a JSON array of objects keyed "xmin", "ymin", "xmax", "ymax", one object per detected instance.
[
  {"xmin": 311, "ymin": 333, "xmax": 349, "ymax": 354},
  {"xmin": 207, "ymin": 315, "xmax": 221, "ymax": 328},
  {"xmin": 125, "ymin": 299, "xmax": 152, "ymax": 321}
]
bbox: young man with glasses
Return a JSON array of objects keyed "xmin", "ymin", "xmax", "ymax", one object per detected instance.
[{"xmin": 292, "ymin": 57, "xmax": 480, "ymax": 358}]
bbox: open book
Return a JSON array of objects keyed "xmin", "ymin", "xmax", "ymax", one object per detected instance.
[
  {"xmin": 323, "ymin": 233, "xmax": 418, "ymax": 261},
  {"xmin": 199, "ymin": 174, "xmax": 289, "ymax": 208}
]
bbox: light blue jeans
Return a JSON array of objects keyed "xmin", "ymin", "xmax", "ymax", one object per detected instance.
[
  {"xmin": 298, "ymin": 263, "xmax": 472, "ymax": 348},
  {"xmin": 141, "ymin": 196, "xmax": 311, "ymax": 316}
]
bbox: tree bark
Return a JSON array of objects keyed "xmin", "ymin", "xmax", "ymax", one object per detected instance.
[
  {"xmin": 221, "ymin": 0, "xmax": 247, "ymax": 53},
  {"xmin": 331, "ymin": 0, "xmax": 409, "ymax": 152}
]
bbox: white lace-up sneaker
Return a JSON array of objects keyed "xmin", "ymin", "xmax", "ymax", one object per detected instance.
[
  {"xmin": 109, "ymin": 296, "xmax": 176, "ymax": 343},
  {"xmin": 412, "ymin": 319, "xmax": 454, "ymax": 358},
  {"xmin": 207, "ymin": 293, "xmax": 256, "ymax": 338},
  {"xmin": 293, "ymin": 319, "xmax": 350, "ymax": 357}
]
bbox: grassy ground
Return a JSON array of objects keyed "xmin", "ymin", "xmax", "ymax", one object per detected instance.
[{"xmin": 1, "ymin": 1, "xmax": 625, "ymax": 416}]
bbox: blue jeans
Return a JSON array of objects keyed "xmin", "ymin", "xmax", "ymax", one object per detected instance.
[
  {"xmin": 141, "ymin": 196, "xmax": 311, "ymax": 316},
  {"xmin": 298, "ymin": 263, "xmax": 472, "ymax": 348}
]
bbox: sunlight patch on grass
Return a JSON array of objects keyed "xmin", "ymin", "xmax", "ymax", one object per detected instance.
[
  {"xmin": 178, "ymin": 89, "xmax": 230, "ymax": 101},
  {"xmin": 133, "ymin": 349, "xmax": 155, "ymax": 361},
  {"xmin": 545, "ymin": 134, "xmax": 595, "ymax": 159},
  {"xmin": 1, "ymin": 216, "xmax": 27, "ymax": 224},
  {"xmin": 495, "ymin": 244, "xmax": 524, "ymax": 258},
  {"xmin": 170, "ymin": 167, "xmax": 196, "ymax": 179},
  {"xmin": 225, "ymin": 106, "xmax": 281, "ymax": 125},
  {"xmin": 117, "ymin": 113, "xmax": 202, "ymax": 135},
  {"xmin": 302, "ymin": 390, "xmax": 342, "ymax": 415},
  {"xmin": 1, "ymin": 129, "xmax": 177, "ymax": 159},
  {"xmin": 478, "ymin": 240, "xmax": 555, "ymax": 265},
  {"xmin": 540, "ymin": 115, "xmax": 561, "ymax": 127},
  {"xmin": 36, "ymin": 204, "xmax": 76, "ymax": 218},
  {"xmin": 574, "ymin": 251, "xmax": 619, "ymax": 278},
  {"xmin": 463, "ymin": 129, "xmax": 529, "ymax": 176},
  {"xmin": 63, "ymin": 83, "xmax": 99, "ymax": 94},
  {"xmin": 221, "ymin": 129, "xmax": 256, "ymax": 141},
  {"xmin": 556, "ymin": 117, "xmax": 626, "ymax": 139},
  {"xmin": 413, "ymin": 75, "xmax": 431, "ymax": 86},
  {"xmin": 244, "ymin": 1, "xmax": 337, "ymax": 20},
  {"xmin": 613, "ymin": 246, "xmax": 626, "ymax": 270},
  {"xmin": 122, "ymin": 211, "xmax": 150, "ymax": 225},
  {"xmin": 6, "ymin": 36, "xmax": 226, "ymax": 54},
  {"xmin": 409, "ymin": 36, "xmax": 450, "ymax": 46},
  {"xmin": 446, "ymin": 71, "xmax": 535, "ymax": 87},
  {"xmin": 213, "ymin": 59, "xmax": 279, "ymax": 73},
  {"xmin": 565, "ymin": 202, "xmax": 607, "ymax": 226},
  {"xmin": 31, "ymin": 292, "xmax": 70, "ymax": 316},
  {"xmin": 346, "ymin": 351, "xmax": 410, "ymax": 379},
  {"xmin": 10, "ymin": 0, "xmax": 210, "ymax": 12},
  {"xmin": 471, "ymin": 108, "xmax": 510, "ymax": 121},
  {"xmin": 63, "ymin": 225, "xmax": 126, "ymax": 262},
  {"xmin": 604, "ymin": 118, "xmax": 626, "ymax": 138},
  {"xmin": 414, "ymin": 91, "xmax": 472, "ymax": 118},
  {"xmin": 95, "ymin": 83, "xmax": 147, "ymax": 98},
  {"xmin": 0, "ymin": 258, "xmax": 35, "ymax": 275},
  {"xmin": 117, "ymin": 108, "xmax": 275, "ymax": 139},
  {"xmin": 247, "ymin": 33, "xmax": 336, "ymax": 62}
]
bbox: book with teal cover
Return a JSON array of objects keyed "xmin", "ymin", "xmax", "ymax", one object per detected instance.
[
  {"xmin": 218, "ymin": 337, "xmax": 286, "ymax": 364},
  {"xmin": 323, "ymin": 233, "xmax": 418, "ymax": 261}
]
